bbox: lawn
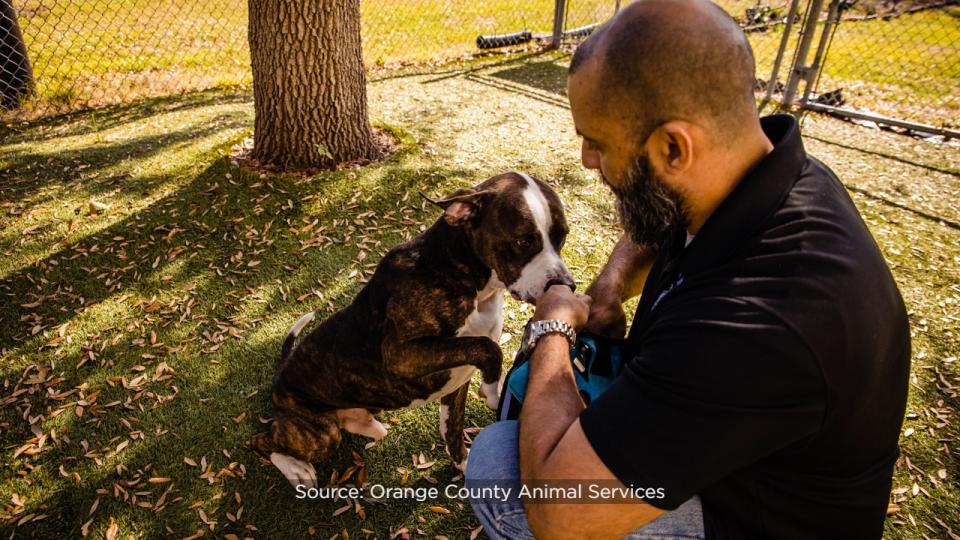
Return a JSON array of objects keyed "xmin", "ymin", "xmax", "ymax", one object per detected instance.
[
  {"xmin": 1, "ymin": 50, "xmax": 959, "ymax": 539},
  {"xmin": 8, "ymin": 0, "xmax": 959, "ymax": 126}
]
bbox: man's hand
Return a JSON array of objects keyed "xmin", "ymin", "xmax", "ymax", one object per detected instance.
[
  {"xmin": 582, "ymin": 234, "xmax": 659, "ymax": 338},
  {"xmin": 532, "ymin": 285, "xmax": 592, "ymax": 331},
  {"xmin": 584, "ymin": 281, "xmax": 628, "ymax": 338}
]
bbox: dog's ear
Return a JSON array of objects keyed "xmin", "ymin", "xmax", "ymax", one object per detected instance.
[{"xmin": 420, "ymin": 188, "xmax": 492, "ymax": 227}]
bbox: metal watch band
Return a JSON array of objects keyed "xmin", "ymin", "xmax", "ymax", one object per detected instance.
[{"xmin": 524, "ymin": 319, "xmax": 577, "ymax": 352}]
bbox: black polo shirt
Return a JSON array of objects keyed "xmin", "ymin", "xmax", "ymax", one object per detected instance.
[{"xmin": 579, "ymin": 115, "xmax": 911, "ymax": 539}]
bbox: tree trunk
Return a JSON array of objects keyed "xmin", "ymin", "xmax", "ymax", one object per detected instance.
[
  {"xmin": 248, "ymin": 0, "xmax": 378, "ymax": 169},
  {"xmin": 1, "ymin": 0, "xmax": 34, "ymax": 110}
]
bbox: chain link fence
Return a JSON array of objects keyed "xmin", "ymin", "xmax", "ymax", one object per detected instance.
[
  {"xmin": 2, "ymin": 0, "xmax": 249, "ymax": 118},
  {"xmin": 0, "ymin": 0, "xmax": 555, "ymax": 119},
  {"xmin": 1, "ymin": 0, "xmax": 958, "ymax": 136},
  {"xmin": 802, "ymin": 0, "xmax": 959, "ymax": 137},
  {"xmin": 0, "ymin": 0, "xmax": 805, "ymax": 119}
]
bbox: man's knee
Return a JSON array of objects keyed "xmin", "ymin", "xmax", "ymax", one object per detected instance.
[
  {"xmin": 466, "ymin": 420, "xmax": 519, "ymax": 482},
  {"xmin": 467, "ymin": 421, "xmax": 533, "ymax": 540}
]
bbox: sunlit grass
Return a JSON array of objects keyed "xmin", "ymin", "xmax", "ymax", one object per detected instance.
[{"xmin": 1, "ymin": 48, "xmax": 957, "ymax": 540}]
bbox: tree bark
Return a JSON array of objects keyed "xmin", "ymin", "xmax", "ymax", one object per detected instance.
[
  {"xmin": 1, "ymin": 0, "xmax": 34, "ymax": 110},
  {"xmin": 248, "ymin": 0, "xmax": 378, "ymax": 169}
]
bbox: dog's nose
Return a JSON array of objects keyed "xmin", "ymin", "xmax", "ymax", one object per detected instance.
[{"xmin": 545, "ymin": 276, "xmax": 576, "ymax": 293}]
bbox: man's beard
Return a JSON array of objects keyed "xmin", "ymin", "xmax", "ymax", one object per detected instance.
[{"xmin": 605, "ymin": 155, "xmax": 690, "ymax": 246}]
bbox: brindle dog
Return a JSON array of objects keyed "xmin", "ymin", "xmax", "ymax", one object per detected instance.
[{"xmin": 251, "ymin": 172, "xmax": 573, "ymax": 488}]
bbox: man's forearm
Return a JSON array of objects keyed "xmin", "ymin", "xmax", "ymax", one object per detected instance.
[
  {"xmin": 586, "ymin": 234, "xmax": 657, "ymax": 302},
  {"xmin": 519, "ymin": 334, "xmax": 584, "ymax": 476}
]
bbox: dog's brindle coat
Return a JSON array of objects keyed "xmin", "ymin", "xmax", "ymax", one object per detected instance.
[{"xmin": 251, "ymin": 172, "xmax": 573, "ymax": 488}]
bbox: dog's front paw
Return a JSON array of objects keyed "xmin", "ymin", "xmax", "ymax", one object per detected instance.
[{"xmin": 479, "ymin": 381, "xmax": 501, "ymax": 410}]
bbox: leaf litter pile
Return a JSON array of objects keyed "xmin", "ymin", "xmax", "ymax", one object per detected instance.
[{"xmin": 1, "ymin": 53, "xmax": 959, "ymax": 538}]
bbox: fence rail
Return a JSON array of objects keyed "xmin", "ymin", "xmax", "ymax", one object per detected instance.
[{"xmin": 1, "ymin": 0, "xmax": 957, "ymax": 138}]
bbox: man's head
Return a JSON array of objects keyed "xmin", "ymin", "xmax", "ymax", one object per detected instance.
[
  {"xmin": 567, "ymin": 0, "xmax": 763, "ymax": 245},
  {"xmin": 427, "ymin": 172, "xmax": 575, "ymax": 304}
]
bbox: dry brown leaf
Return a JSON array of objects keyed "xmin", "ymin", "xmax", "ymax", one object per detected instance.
[{"xmin": 105, "ymin": 518, "xmax": 119, "ymax": 540}]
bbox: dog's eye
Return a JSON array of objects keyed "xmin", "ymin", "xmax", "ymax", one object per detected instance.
[{"xmin": 515, "ymin": 236, "xmax": 534, "ymax": 249}]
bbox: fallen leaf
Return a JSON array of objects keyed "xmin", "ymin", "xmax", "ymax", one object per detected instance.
[{"xmin": 105, "ymin": 518, "xmax": 119, "ymax": 540}]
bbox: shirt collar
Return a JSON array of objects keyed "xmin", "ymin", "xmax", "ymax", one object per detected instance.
[{"xmin": 674, "ymin": 114, "xmax": 807, "ymax": 276}]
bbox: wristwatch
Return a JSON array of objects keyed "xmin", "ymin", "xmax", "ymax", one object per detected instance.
[{"xmin": 520, "ymin": 319, "xmax": 577, "ymax": 355}]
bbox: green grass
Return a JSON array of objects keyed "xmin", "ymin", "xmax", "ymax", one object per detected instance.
[
  {"xmin": 8, "ymin": 0, "xmax": 958, "ymax": 124},
  {"xmin": 1, "ymin": 52, "xmax": 958, "ymax": 538}
]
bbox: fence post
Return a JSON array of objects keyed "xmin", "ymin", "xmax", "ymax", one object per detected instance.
[
  {"xmin": 799, "ymin": 0, "xmax": 842, "ymax": 106},
  {"xmin": 760, "ymin": 0, "xmax": 802, "ymax": 110},
  {"xmin": 0, "ymin": 0, "xmax": 34, "ymax": 110},
  {"xmin": 782, "ymin": 0, "xmax": 826, "ymax": 107},
  {"xmin": 551, "ymin": 0, "xmax": 567, "ymax": 49}
]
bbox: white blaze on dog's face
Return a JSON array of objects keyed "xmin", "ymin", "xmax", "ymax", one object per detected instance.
[
  {"xmin": 508, "ymin": 173, "xmax": 575, "ymax": 302},
  {"xmin": 442, "ymin": 172, "xmax": 574, "ymax": 304}
]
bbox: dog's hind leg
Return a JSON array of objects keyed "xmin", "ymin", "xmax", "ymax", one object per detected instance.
[
  {"xmin": 270, "ymin": 452, "xmax": 318, "ymax": 490},
  {"xmin": 440, "ymin": 383, "xmax": 470, "ymax": 471},
  {"xmin": 338, "ymin": 408, "xmax": 388, "ymax": 440}
]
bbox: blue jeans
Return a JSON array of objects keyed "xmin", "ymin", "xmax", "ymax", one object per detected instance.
[{"xmin": 466, "ymin": 421, "xmax": 705, "ymax": 540}]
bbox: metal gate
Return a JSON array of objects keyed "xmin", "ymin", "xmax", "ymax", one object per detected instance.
[{"xmin": 763, "ymin": 0, "xmax": 959, "ymax": 139}]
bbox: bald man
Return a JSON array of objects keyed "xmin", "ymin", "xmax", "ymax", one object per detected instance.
[{"xmin": 465, "ymin": 0, "xmax": 910, "ymax": 538}]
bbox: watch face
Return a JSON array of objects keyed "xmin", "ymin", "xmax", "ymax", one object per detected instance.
[{"xmin": 520, "ymin": 320, "xmax": 534, "ymax": 354}]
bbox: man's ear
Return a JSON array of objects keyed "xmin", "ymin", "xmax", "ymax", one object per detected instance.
[
  {"xmin": 420, "ymin": 188, "xmax": 492, "ymax": 227},
  {"xmin": 647, "ymin": 121, "xmax": 695, "ymax": 176}
]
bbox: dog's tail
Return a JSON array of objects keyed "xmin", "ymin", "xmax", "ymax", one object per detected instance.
[{"xmin": 281, "ymin": 311, "xmax": 315, "ymax": 363}]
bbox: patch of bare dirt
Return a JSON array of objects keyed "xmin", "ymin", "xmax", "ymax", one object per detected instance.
[{"xmin": 231, "ymin": 125, "xmax": 402, "ymax": 176}]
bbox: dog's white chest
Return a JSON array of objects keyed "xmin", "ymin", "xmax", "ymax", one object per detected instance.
[
  {"xmin": 408, "ymin": 286, "xmax": 504, "ymax": 407},
  {"xmin": 456, "ymin": 288, "xmax": 504, "ymax": 341}
]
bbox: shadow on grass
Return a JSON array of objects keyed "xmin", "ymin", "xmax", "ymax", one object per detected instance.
[
  {"xmin": 417, "ymin": 49, "xmax": 561, "ymax": 86},
  {"xmin": 0, "ymin": 142, "xmax": 472, "ymax": 360},
  {"xmin": 2, "ymin": 99, "xmax": 491, "ymax": 535},
  {"xmin": 806, "ymin": 134, "xmax": 960, "ymax": 178},
  {"xmin": 1, "ymin": 90, "xmax": 252, "ymax": 141},
  {"xmin": 3, "ymin": 181, "xmax": 487, "ymax": 534},
  {"xmin": 11, "ymin": 326, "xmax": 488, "ymax": 538},
  {"xmin": 464, "ymin": 73, "xmax": 571, "ymax": 110},
  {"xmin": 486, "ymin": 58, "xmax": 570, "ymax": 96},
  {"xmin": 450, "ymin": 55, "xmax": 574, "ymax": 111},
  {"xmin": 847, "ymin": 185, "xmax": 960, "ymax": 231},
  {"xmin": 0, "ymin": 110, "xmax": 250, "ymax": 210}
]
